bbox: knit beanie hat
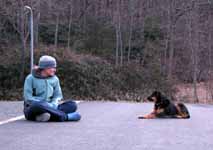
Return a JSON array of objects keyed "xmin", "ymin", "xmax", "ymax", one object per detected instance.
[{"xmin": 38, "ymin": 55, "xmax": 57, "ymax": 69}]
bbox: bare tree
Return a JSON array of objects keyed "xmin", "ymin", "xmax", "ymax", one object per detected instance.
[
  {"xmin": 114, "ymin": 0, "xmax": 122, "ymax": 66},
  {"xmin": 165, "ymin": 0, "xmax": 192, "ymax": 81},
  {"xmin": 188, "ymin": 0, "xmax": 199, "ymax": 102},
  {"xmin": 114, "ymin": 0, "xmax": 123, "ymax": 66},
  {"xmin": 67, "ymin": 0, "xmax": 73, "ymax": 50},
  {"xmin": 2, "ymin": 0, "xmax": 30, "ymax": 80},
  {"xmin": 207, "ymin": 1, "xmax": 213, "ymax": 101},
  {"xmin": 127, "ymin": 0, "xmax": 135, "ymax": 63},
  {"xmin": 54, "ymin": 13, "xmax": 59, "ymax": 49},
  {"xmin": 34, "ymin": 0, "xmax": 41, "ymax": 47}
]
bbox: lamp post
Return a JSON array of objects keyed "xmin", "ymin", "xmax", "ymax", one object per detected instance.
[{"xmin": 24, "ymin": 6, "xmax": 34, "ymax": 73}]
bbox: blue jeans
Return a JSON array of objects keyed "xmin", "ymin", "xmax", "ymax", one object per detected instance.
[{"xmin": 24, "ymin": 100, "xmax": 78, "ymax": 122}]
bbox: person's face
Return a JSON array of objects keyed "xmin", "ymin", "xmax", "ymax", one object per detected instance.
[{"xmin": 43, "ymin": 68, "xmax": 56, "ymax": 76}]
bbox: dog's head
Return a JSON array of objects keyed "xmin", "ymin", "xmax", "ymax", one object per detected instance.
[{"xmin": 147, "ymin": 91, "xmax": 161, "ymax": 102}]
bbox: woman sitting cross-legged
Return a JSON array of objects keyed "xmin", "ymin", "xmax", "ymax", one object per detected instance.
[{"xmin": 23, "ymin": 55, "xmax": 81, "ymax": 122}]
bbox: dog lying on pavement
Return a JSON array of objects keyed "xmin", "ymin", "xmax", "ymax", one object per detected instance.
[{"xmin": 138, "ymin": 91, "xmax": 190, "ymax": 119}]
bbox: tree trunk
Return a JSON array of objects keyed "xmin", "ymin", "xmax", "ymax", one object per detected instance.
[
  {"xmin": 119, "ymin": 21, "xmax": 123, "ymax": 66},
  {"xmin": 207, "ymin": 4, "xmax": 213, "ymax": 102},
  {"xmin": 115, "ymin": 0, "xmax": 122, "ymax": 67},
  {"xmin": 54, "ymin": 13, "xmax": 59, "ymax": 49},
  {"xmin": 115, "ymin": 24, "xmax": 119, "ymax": 67},
  {"xmin": 167, "ymin": 0, "xmax": 174, "ymax": 81},
  {"xmin": 127, "ymin": 9, "xmax": 133, "ymax": 63},
  {"xmin": 20, "ymin": 30, "xmax": 26, "ymax": 81},
  {"xmin": 194, "ymin": 2, "xmax": 199, "ymax": 103},
  {"xmin": 127, "ymin": 0, "xmax": 134, "ymax": 63},
  {"xmin": 83, "ymin": 0, "xmax": 87, "ymax": 34},
  {"xmin": 118, "ymin": 0, "xmax": 123, "ymax": 66},
  {"xmin": 34, "ymin": 0, "xmax": 41, "ymax": 47},
  {"xmin": 188, "ymin": 1, "xmax": 199, "ymax": 103},
  {"xmin": 67, "ymin": 2, "xmax": 73, "ymax": 50},
  {"xmin": 19, "ymin": 3, "xmax": 26, "ymax": 81}
]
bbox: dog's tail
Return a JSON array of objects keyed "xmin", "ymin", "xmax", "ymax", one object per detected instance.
[{"xmin": 176, "ymin": 103, "xmax": 190, "ymax": 119}]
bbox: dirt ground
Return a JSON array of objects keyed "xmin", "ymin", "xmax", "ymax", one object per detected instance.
[{"xmin": 175, "ymin": 82, "xmax": 213, "ymax": 104}]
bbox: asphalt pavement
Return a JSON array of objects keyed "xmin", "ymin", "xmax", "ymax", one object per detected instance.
[{"xmin": 0, "ymin": 101, "xmax": 212, "ymax": 150}]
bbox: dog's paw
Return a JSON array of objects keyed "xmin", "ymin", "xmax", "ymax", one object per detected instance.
[{"xmin": 138, "ymin": 116, "xmax": 145, "ymax": 119}]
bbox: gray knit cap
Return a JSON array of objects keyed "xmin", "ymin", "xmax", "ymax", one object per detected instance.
[{"xmin": 38, "ymin": 55, "xmax": 57, "ymax": 69}]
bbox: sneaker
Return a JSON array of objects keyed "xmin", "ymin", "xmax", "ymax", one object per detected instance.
[
  {"xmin": 36, "ymin": 113, "xmax": 51, "ymax": 122},
  {"xmin": 67, "ymin": 112, "xmax": 81, "ymax": 121}
]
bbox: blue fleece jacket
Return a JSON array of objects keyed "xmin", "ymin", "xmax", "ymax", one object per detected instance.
[{"xmin": 23, "ymin": 71, "xmax": 63, "ymax": 109}]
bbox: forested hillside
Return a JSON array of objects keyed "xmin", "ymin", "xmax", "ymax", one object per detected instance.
[{"xmin": 0, "ymin": 0, "xmax": 213, "ymax": 103}]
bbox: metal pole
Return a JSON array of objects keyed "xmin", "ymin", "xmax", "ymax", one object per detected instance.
[{"xmin": 24, "ymin": 6, "xmax": 34, "ymax": 74}]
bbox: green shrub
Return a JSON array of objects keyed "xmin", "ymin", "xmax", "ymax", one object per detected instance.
[{"xmin": 0, "ymin": 55, "xmax": 173, "ymax": 101}]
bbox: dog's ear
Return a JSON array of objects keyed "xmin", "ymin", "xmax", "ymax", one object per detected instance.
[
  {"xmin": 153, "ymin": 91, "xmax": 161, "ymax": 101},
  {"xmin": 147, "ymin": 91, "xmax": 155, "ymax": 101},
  {"xmin": 147, "ymin": 91, "xmax": 160, "ymax": 101}
]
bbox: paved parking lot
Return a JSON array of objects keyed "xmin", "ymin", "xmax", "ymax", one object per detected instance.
[{"xmin": 0, "ymin": 101, "xmax": 212, "ymax": 150}]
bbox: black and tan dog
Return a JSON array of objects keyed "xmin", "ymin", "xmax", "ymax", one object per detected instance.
[{"xmin": 138, "ymin": 91, "xmax": 190, "ymax": 119}]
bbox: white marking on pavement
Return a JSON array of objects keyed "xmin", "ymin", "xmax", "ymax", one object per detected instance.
[
  {"xmin": 75, "ymin": 100, "xmax": 82, "ymax": 104},
  {"xmin": 0, "ymin": 101, "xmax": 82, "ymax": 126},
  {"xmin": 0, "ymin": 115, "xmax": 25, "ymax": 125}
]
